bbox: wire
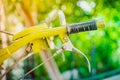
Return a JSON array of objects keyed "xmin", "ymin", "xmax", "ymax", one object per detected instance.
[
  {"xmin": 18, "ymin": 48, "xmax": 63, "ymax": 80},
  {"xmin": 0, "ymin": 51, "xmax": 27, "ymax": 79},
  {"xmin": 0, "ymin": 43, "xmax": 32, "ymax": 80}
]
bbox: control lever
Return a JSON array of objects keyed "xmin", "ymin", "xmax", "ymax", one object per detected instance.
[{"xmin": 62, "ymin": 40, "xmax": 91, "ymax": 72}]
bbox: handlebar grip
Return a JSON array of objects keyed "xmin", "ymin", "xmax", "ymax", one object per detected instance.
[{"xmin": 68, "ymin": 20, "xmax": 105, "ymax": 34}]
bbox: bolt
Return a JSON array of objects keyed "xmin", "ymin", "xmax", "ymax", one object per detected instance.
[
  {"xmin": 62, "ymin": 46, "xmax": 66, "ymax": 50},
  {"xmin": 63, "ymin": 36, "xmax": 67, "ymax": 40}
]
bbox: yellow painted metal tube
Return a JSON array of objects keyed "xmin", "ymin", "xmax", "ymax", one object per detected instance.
[
  {"xmin": 0, "ymin": 26, "xmax": 67, "ymax": 65},
  {"xmin": 12, "ymin": 23, "xmax": 48, "ymax": 41}
]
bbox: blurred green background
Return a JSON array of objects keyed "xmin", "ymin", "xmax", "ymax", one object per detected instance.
[{"xmin": 1, "ymin": 0, "xmax": 120, "ymax": 80}]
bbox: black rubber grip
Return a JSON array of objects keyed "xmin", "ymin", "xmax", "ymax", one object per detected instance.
[{"xmin": 68, "ymin": 20, "xmax": 97, "ymax": 34}]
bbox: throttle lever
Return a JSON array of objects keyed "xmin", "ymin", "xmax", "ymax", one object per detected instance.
[{"xmin": 62, "ymin": 40, "xmax": 91, "ymax": 72}]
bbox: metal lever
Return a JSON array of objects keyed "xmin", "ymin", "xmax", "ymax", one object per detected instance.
[
  {"xmin": 62, "ymin": 40, "xmax": 91, "ymax": 72},
  {"xmin": 72, "ymin": 47, "xmax": 91, "ymax": 72}
]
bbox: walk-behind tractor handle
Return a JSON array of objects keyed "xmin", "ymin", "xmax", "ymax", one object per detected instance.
[{"xmin": 0, "ymin": 19, "xmax": 105, "ymax": 79}]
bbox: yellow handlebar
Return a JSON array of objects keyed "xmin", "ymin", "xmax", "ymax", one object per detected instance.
[
  {"xmin": 0, "ymin": 24, "xmax": 67, "ymax": 65},
  {"xmin": 0, "ymin": 20, "xmax": 105, "ymax": 65}
]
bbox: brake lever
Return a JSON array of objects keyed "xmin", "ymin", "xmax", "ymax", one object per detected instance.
[{"xmin": 62, "ymin": 40, "xmax": 91, "ymax": 72}]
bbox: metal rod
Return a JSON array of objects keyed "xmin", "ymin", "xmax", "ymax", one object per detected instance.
[{"xmin": 0, "ymin": 30, "xmax": 14, "ymax": 36}]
